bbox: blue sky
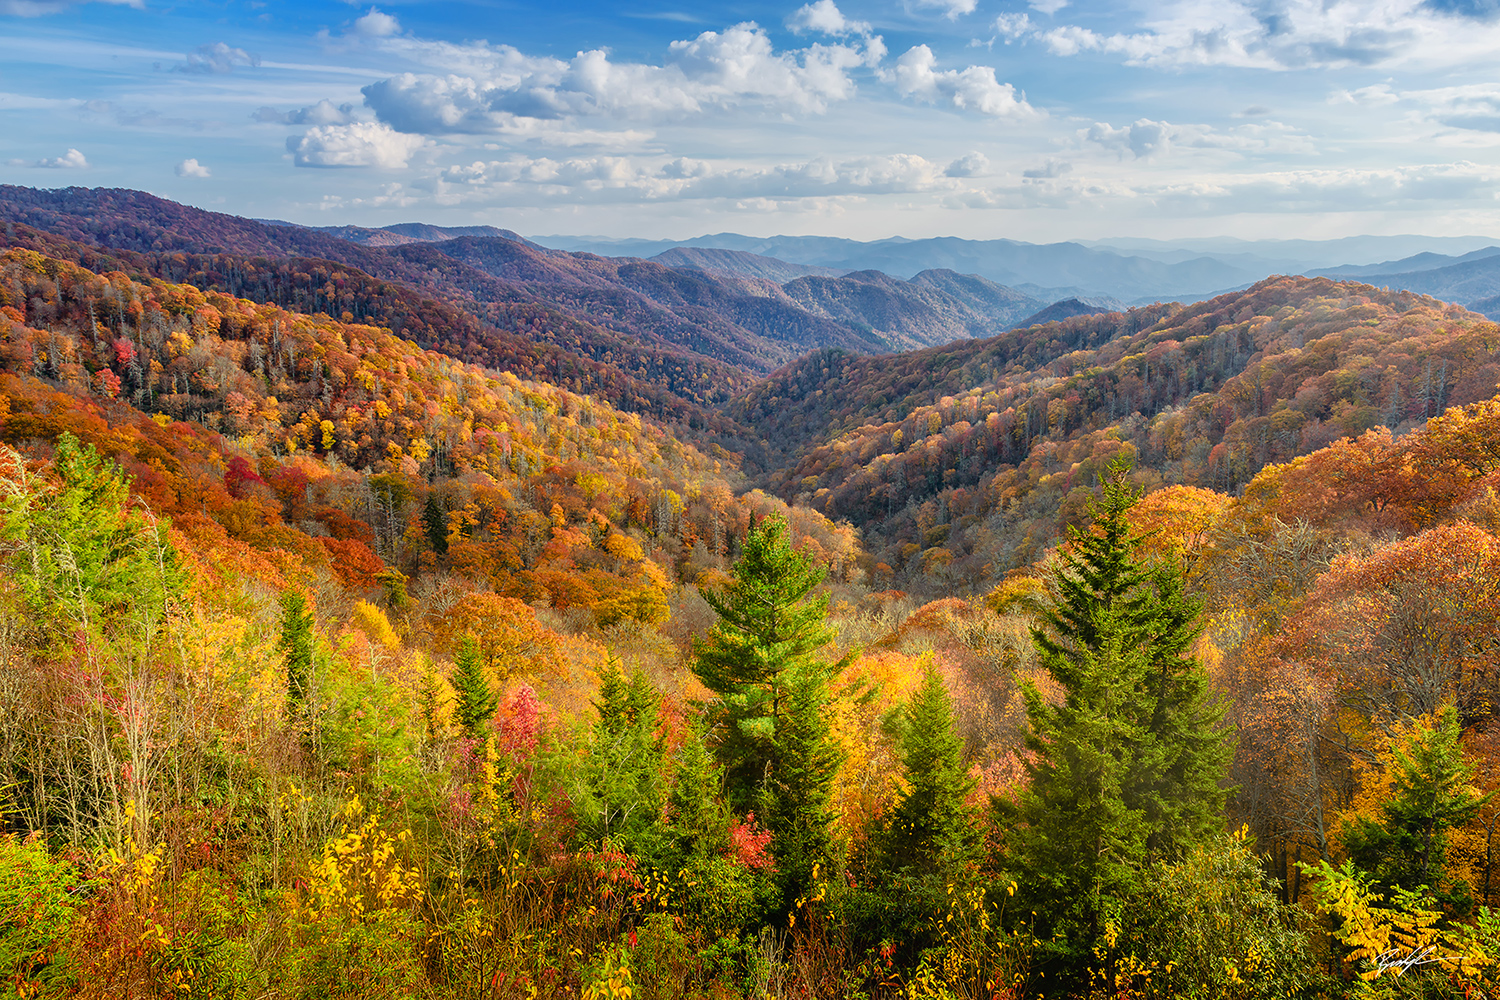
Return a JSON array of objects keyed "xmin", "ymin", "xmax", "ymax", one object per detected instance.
[{"xmin": 3, "ymin": 0, "xmax": 1500, "ymax": 241}]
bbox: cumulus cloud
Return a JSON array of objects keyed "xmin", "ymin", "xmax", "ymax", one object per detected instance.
[
  {"xmin": 175, "ymin": 41, "xmax": 260, "ymax": 74},
  {"xmin": 892, "ymin": 45, "xmax": 1036, "ymax": 118},
  {"xmin": 1022, "ymin": 159, "xmax": 1072, "ymax": 178},
  {"xmin": 287, "ymin": 121, "xmax": 427, "ymax": 168},
  {"xmin": 8, "ymin": 148, "xmax": 89, "ymax": 168},
  {"xmin": 944, "ymin": 151, "xmax": 990, "ymax": 176},
  {"xmin": 0, "ymin": 0, "xmax": 138, "ymax": 15},
  {"xmin": 1084, "ymin": 117, "xmax": 1313, "ymax": 159},
  {"xmin": 427, "ymin": 151, "xmax": 958, "ymax": 204},
  {"xmin": 253, "ymin": 99, "xmax": 357, "ymax": 125},
  {"xmin": 1036, "ymin": 0, "xmax": 1500, "ymax": 71},
  {"xmin": 360, "ymin": 23, "xmax": 886, "ymax": 135},
  {"xmin": 913, "ymin": 0, "xmax": 979, "ymax": 19},
  {"xmin": 1086, "ymin": 119, "xmax": 1175, "ymax": 158},
  {"xmin": 351, "ymin": 6, "xmax": 400, "ymax": 38},
  {"xmin": 1331, "ymin": 84, "xmax": 1400, "ymax": 106},
  {"xmin": 994, "ymin": 13, "xmax": 1033, "ymax": 40},
  {"xmin": 175, "ymin": 158, "xmax": 210, "ymax": 178},
  {"xmin": 787, "ymin": 0, "xmax": 871, "ymax": 35}
]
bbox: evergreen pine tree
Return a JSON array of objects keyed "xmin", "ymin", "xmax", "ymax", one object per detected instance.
[
  {"xmin": 756, "ymin": 656, "xmax": 845, "ymax": 912},
  {"xmin": 418, "ymin": 662, "xmax": 445, "ymax": 744},
  {"xmin": 423, "ymin": 495, "xmax": 449, "ymax": 557},
  {"xmin": 1008, "ymin": 459, "xmax": 1231, "ymax": 969},
  {"xmin": 882, "ymin": 658, "xmax": 980, "ymax": 874},
  {"xmin": 665, "ymin": 721, "xmax": 730, "ymax": 861},
  {"xmin": 575, "ymin": 659, "xmax": 664, "ymax": 853},
  {"xmin": 451, "ymin": 633, "xmax": 497, "ymax": 738},
  {"xmin": 691, "ymin": 514, "xmax": 847, "ymax": 914},
  {"xmin": 1344, "ymin": 706, "xmax": 1490, "ymax": 911},
  {"xmin": 278, "ymin": 590, "xmax": 314, "ymax": 715}
]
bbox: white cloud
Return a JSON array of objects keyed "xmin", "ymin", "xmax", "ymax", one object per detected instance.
[
  {"xmin": 351, "ymin": 7, "xmax": 400, "ymax": 38},
  {"xmin": 1331, "ymin": 84, "xmax": 1400, "ymax": 106},
  {"xmin": 995, "ymin": 13, "xmax": 1033, "ymax": 40},
  {"xmin": 175, "ymin": 157, "xmax": 210, "ymax": 178},
  {"xmin": 175, "ymin": 41, "xmax": 260, "ymax": 74},
  {"xmin": 1037, "ymin": 0, "xmax": 1500, "ymax": 71},
  {"xmin": 0, "ymin": 0, "xmax": 138, "ymax": 15},
  {"xmin": 788, "ymin": 0, "xmax": 871, "ymax": 36},
  {"xmin": 360, "ymin": 23, "xmax": 885, "ymax": 135},
  {"xmin": 1380, "ymin": 83, "xmax": 1500, "ymax": 134},
  {"xmin": 10, "ymin": 148, "xmax": 89, "ymax": 168},
  {"xmin": 427, "ymin": 151, "xmax": 958, "ymax": 204},
  {"xmin": 1137, "ymin": 162, "xmax": 1500, "ymax": 212},
  {"xmin": 1028, "ymin": 0, "xmax": 1069, "ymax": 13},
  {"xmin": 287, "ymin": 121, "xmax": 427, "ymax": 168},
  {"xmin": 1084, "ymin": 117, "xmax": 1312, "ymax": 158},
  {"xmin": 1086, "ymin": 119, "xmax": 1175, "ymax": 158},
  {"xmin": 892, "ymin": 45, "xmax": 1036, "ymax": 118},
  {"xmin": 913, "ymin": 0, "xmax": 979, "ymax": 19},
  {"xmin": 944, "ymin": 151, "xmax": 991, "ymax": 176},
  {"xmin": 1022, "ymin": 159, "xmax": 1072, "ymax": 178},
  {"xmin": 253, "ymin": 99, "xmax": 357, "ymax": 125},
  {"xmin": 1040, "ymin": 25, "xmax": 1160, "ymax": 60}
]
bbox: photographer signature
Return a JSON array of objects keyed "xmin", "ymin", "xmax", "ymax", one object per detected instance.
[{"xmin": 1373, "ymin": 946, "xmax": 1458, "ymax": 976}]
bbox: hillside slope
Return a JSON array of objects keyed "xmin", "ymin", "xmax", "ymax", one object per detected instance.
[
  {"xmin": 733, "ymin": 276, "xmax": 1500, "ymax": 584},
  {"xmin": 652, "ymin": 246, "xmax": 846, "ymax": 282}
]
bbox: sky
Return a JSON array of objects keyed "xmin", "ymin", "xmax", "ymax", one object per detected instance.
[{"xmin": 3, "ymin": 0, "xmax": 1500, "ymax": 242}]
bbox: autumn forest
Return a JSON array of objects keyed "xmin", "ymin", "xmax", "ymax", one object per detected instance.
[{"xmin": 2, "ymin": 186, "xmax": 1500, "ymax": 999}]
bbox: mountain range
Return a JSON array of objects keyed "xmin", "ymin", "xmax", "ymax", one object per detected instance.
[
  {"xmin": 238, "ymin": 203, "xmax": 1500, "ymax": 319},
  {"xmin": 534, "ymin": 230, "xmax": 1500, "ymax": 315}
]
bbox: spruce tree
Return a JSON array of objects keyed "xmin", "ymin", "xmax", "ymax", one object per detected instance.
[
  {"xmin": 576, "ymin": 659, "xmax": 665, "ymax": 853},
  {"xmin": 882, "ymin": 659, "xmax": 979, "ymax": 874},
  {"xmin": 756, "ymin": 656, "xmax": 845, "ymax": 912},
  {"xmin": 451, "ymin": 633, "xmax": 497, "ymax": 738},
  {"xmin": 1343, "ymin": 706, "xmax": 1490, "ymax": 911},
  {"xmin": 665, "ymin": 721, "xmax": 730, "ymax": 861},
  {"xmin": 691, "ymin": 514, "xmax": 846, "ymax": 913},
  {"xmin": 1008, "ymin": 459, "xmax": 1230, "ymax": 967},
  {"xmin": 278, "ymin": 590, "xmax": 314, "ymax": 715}
]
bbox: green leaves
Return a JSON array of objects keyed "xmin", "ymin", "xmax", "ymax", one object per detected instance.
[
  {"xmin": 1343, "ymin": 706, "xmax": 1491, "ymax": 912},
  {"xmin": 690, "ymin": 514, "xmax": 844, "ymax": 916},
  {"xmin": 691, "ymin": 515, "xmax": 838, "ymax": 810},
  {"xmin": 880, "ymin": 657, "xmax": 979, "ymax": 875},
  {"xmin": 1009, "ymin": 460, "xmax": 1231, "ymax": 975},
  {"xmin": 569, "ymin": 659, "xmax": 665, "ymax": 856},
  {"xmin": 451, "ymin": 633, "xmax": 497, "ymax": 739},
  {"xmin": 0, "ymin": 433, "xmax": 181, "ymax": 642}
]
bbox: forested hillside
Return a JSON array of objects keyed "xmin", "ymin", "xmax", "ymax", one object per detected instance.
[
  {"xmin": 736, "ymin": 276, "xmax": 1498, "ymax": 585},
  {"xmin": 3, "ymin": 189, "xmax": 1500, "ymax": 1000}
]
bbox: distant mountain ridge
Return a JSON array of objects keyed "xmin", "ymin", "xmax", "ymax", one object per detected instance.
[
  {"xmin": 1338, "ymin": 255, "xmax": 1500, "ymax": 319},
  {"xmin": 536, "ymin": 231, "xmax": 1254, "ymax": 301},
  {"xmin": 1013, "ymin": 296, "xmax": 1130, "ymax": 328},
  {"xmin": 537, "ymin": 230, "xmax": 1500, "ymax": 306},
  {"xmin": 650, "ymin": 246, "xmax": 846, "ymax": 282},
  {"xmin": 1311, "ymin": 245, "xmax": 1500, "ymax": 279},
  {"xmin": 0, "ymin": 186, "xmax": 1068, "ymax": 415}
]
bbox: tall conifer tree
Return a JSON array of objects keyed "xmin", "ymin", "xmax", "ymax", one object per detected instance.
[
  {"xmin": 278, "ymin": 590, "xmax": 314, "ymax": 716},
  {"xmin": 576, "ymin": 659, "xmax": 665, "ymax": 853},
  {"xmin": 1008, "ymin": 459, "xmax": 1230, "ymax": 968},
  {"xmin": 691, "ymin": 514, "xmax": 846, "ymax": 913},
  {"xmin": 881, "ymin": 658, "xmax": 979, "ymax": 873},
  {"xmin": 1343, "ymin": 706, "xmax": 1490, "ymax": 911},
  {"xmin": 452, "ymin": 633, "xmax": 497, "ymax": 738}
]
